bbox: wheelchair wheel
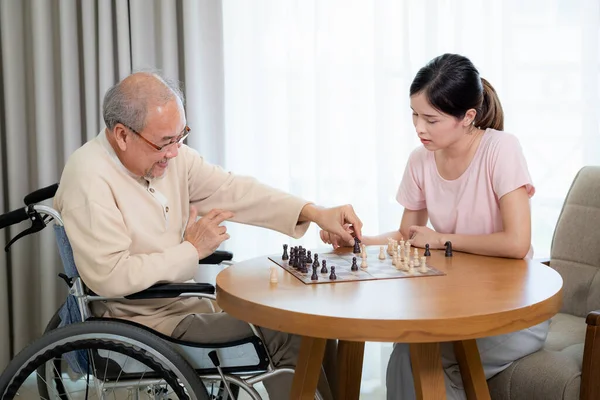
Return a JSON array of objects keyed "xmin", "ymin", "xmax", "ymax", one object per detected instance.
[
  {"xmin": 0, "ymin": 320, "xmax": 209, "ymax": 399},
  {"xmin": 36, "ymin": 305, "xmax": 65, "ymax": 399}
]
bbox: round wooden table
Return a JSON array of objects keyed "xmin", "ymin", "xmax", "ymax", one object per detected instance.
[{"xmin": 216, "ymin": 248, "xmax": 563, "ymax": 400}]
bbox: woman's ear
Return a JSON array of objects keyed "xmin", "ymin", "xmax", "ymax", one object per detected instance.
[{"xmin": 462, "ymin": 108, "xmax": 477, "ymax": 127}]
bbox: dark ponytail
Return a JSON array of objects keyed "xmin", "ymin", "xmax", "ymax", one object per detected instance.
[
  {"xmin": 474, "ymin": 78, "xmax": 504, "ymax": 130},
  {"xmin": 410, "ymin": 54, "xmax": 504, "ymax": 131}
]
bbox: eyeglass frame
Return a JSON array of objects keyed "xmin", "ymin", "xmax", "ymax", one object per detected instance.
[{"xmin": 118, "ymin": 122, "xmax": 191, "ymax": 152}]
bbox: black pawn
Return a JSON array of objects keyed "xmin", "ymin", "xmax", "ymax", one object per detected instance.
[
  {"xmin": 311, "ymin": 265, "xmax": 318, "ymax": 281},
  {"xmin": 329, "ymin": 266, "xmax": 337, "ymax": 280},
  {"xmin": 314, "ymin": 253, "xmax": 319, "ymax": 263},
  {"xmin": 321, "ymin": 260, "xmax": 328, "ymax": 274},
  {"xmin": 424, "ymin": 244, "xmax": 431, "ymax": 257},
  {"xmin": 445, "ymin": 241, "xmax": 453, "ymax": 257},
  {"xmin": 351, "ymin": 256, "xmax": 358, "ymax": 271},
  {"xmin": 282, "ymin": 244, "xmax": 289, "ymax": 260},
  {"xmin": 306, "ymin": 250, "xmax": 312, "ymax": 264},
  {"xmin": 353, "ymin": 238, "xmax": 361, "ymax": 254},
  {"xmin": 313, "ymin": 257, "xmax": 319, "ymax": 270}
]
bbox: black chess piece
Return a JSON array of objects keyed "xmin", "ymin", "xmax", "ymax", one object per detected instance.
[
  {"xmin": 424, "ymin": 244, "xmax": 431, "ymax": 257},
  {"xmin": 306, "ymin": 250, "xmax": 312, "ymax": 264},
  {"xmin": 313, "ymin": 257, "xmax": 319, "ymax": 270},
  {"xmin": 329, "ymin": 266, "xmax": 337, "ymax": 280},
  {"xmin": 445, "ymin": 241, "xmax": 453, "ymax": 257},
  {"xmin": 351, "ymin": 256, "xmax": 358, "ymax": 271},
  {"xmin": 353, "ymin": 238, "xmax": 361, "ymax": 254},
  {"xmin": 282, "ymin": 244, "xmax": 289, "ymax": 260},
  {"xmin": 311, "ymin": 265, "xmax": 318, "ymax": 281},
  {"xmin": 321, "ymin": 260, "xmax": 328, "ymax": 274},
  {"xmin": 314, "ymin": 253, "xmax": 319, "ymax": 263}
]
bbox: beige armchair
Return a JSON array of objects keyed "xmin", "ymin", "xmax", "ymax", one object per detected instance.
[{"xmin": 488, "ymin": 166, "xmax": 600, "ymax": 400}]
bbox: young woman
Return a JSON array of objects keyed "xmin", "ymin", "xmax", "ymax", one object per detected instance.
[{"xmin": 320, "ymin": 53, "xmax": 548, "ymax": 399}]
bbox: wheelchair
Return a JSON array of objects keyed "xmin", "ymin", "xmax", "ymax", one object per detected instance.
[{"xmin": 0, "ymin": 183, "xmax": 320, "ymax": 400}]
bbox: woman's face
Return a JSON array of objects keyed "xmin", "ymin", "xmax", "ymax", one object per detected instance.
[{"xmin": 410, "ymin": 92, "xmax": 471, "ymax": 151}]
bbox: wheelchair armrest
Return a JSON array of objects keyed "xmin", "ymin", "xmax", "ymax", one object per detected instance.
[
  {"xmin": 199, "ymin": 250, "xmax": 233, "ymax": 265},
  {"xmin": 124, "ymin": 282, "xmax": 215, "ymax": 300}
]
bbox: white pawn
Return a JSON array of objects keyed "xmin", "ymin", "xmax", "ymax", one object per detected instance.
[
  {"xmin": 361, "ymin": 244, "xmax": 368, "ymax": 260},
  {"xmin": 413, "ymin": 247, "xmax": 419, "ymax": 260},
  {"xmin": 379, "ymin": 246, "xmax": 386, "ymax": 260},
  {"xmin": 413, "ymin": 256, "xmax": 419, "ymax": 267},
  {"xmin": 401, "ymin": 258, "xmax": 409, "ymax": 272},
  {"xmin": 270, "ymin": 266, "xmax": 278, "ymax": 283},
  {"xmin": 408, "ymin": 260, "xmax": 415, "ymax": 274},
  {"xmin": 405, "ymin": 241, "xmax": 412, "ymax": 256},
  {"xmin": 391, "ymin": 251, "xmax": 397, "ymax": 266},
  {"xmin": 361, "ymin": 256, "xmax": 368, "ymax": 269},
  {"xmin": 419, "ymin": 258, "xmax": 428, "ymax": 274},
  {"xmin": 387, "ymin": 238, "xmax": 394, "ymax": 255}
]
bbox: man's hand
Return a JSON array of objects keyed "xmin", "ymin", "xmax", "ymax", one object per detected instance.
[
  {"xmin": 407, "ymin": 225, "xmax": 443, "ymax": 249},
  {"xmin": 184, "ymin": 206, "xmax": 234, "ymax": 259},
  {"xmin": 301, "ymin": 203, "xmax": 363, "ymax": 246}
]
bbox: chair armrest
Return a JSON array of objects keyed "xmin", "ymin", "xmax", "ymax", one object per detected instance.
[
  {"xmin": 124, "ymin": 282, "xmax": 215, "ymax": 300},
  {"xmin": 199, "ymin": 250, "xmax": 233, "ymax": 265},
  {"xmin": 581, "ymin": 310, "xmax": 600, "ymax": 399},
  {"xmin": 532, "ymin": 258, "xmax": 550, "ymax": 266}
]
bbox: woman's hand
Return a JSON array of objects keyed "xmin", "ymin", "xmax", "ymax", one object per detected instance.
[{"xmin": 407, "ymin": 225, "xmax": 444, "ymax": 249}]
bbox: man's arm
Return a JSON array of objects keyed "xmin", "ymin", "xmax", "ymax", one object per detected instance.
[{"xmin": 63, "ymin": 201, "xmax": 199, "ymax": 297}]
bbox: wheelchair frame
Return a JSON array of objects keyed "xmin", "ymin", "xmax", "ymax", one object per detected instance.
[{"xmin": 0, "ymin": 184, "xmax": 323, "ymax": 400}]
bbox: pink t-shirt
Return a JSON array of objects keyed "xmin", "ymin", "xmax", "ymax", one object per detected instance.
[{"xmin": 396, "ymin": 129, "xmax": 534, "ymax": 253}]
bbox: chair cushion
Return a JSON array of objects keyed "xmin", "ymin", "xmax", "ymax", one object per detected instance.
[
  {"xmin": 488, "ymin": 313, "xmax": 585, "ymax": 400},
  {"xmin": 550, "ymin": 166, "xmax": 600, "ymax": 317}
]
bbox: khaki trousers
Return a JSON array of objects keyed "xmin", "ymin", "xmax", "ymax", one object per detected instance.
[{"xmin": 172, "ymin": 312, "xmax": 334, "ymax": 399}]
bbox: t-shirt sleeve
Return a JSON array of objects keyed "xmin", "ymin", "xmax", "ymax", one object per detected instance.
[
  {"xmin": 396, "ymin": 148, "xmax": 427, "ymax": 210},
  {"xmin": 490, "ymin": 133, "xmax": 535, "ymax": 199}
]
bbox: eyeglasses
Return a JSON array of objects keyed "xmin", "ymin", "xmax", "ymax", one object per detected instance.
[{"xmin": 119, "ymin": 122, "xmax": 191, "ymax": 152}]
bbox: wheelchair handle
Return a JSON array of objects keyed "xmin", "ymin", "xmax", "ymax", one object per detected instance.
[
  {"xmin": 23, "ymin": 183, "xmax": 58, "ymax": 205},
  {"xmin": 0, "ymin": 207, "xmax": 28, "ymax": 230}
]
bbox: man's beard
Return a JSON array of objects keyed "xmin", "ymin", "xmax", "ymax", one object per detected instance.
[{"xmin": 144, "ymin": 159, "xmax": 168, "ymax": 180}]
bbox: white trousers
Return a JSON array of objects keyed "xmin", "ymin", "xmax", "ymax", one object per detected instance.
[{"xmin": 386, "ymin": 320, "xmax": 550, "ymax": 399}]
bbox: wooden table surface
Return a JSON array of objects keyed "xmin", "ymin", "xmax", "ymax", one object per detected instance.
[{"xmin": 216, "ymin": 248, "xmax": 563, "ymax": 399}]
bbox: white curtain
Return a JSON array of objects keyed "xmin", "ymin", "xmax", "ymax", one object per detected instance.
[{"xmin": 219, "ymin": 0, "xmax": 600, "ymax": 396}]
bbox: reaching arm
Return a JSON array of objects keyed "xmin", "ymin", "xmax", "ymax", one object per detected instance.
[
  {"xmin": 358, "ymin": 209, "xmax": 428, "ymax": 246},
  {"xmin": 409, "ymin": 187, "xmax": 531, "ymax": 258}
]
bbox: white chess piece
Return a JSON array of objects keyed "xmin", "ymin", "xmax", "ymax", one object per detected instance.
[
  {"xmin": 408, "ymin": 260, "xmax": 415, "ymax": 274},
  {"xmin": 361, "ymin": 257, "xmax": 368, "ymax": 269},
  {"xmin": 379, "ymin": 246, "xmax": 386, "ymax": 260},
  {"xmin": 270, "ymin": 266, "xmax": 278, "ymax": 283},
  {"xmin": 361, "ymin": 244, "xmax": 368, "ymax": 260},
  {"xmin": 392, "ymin": 252, "xmax": 397, "ymax": 266},
  {"xmin": 413, "ymin": 247, "xmax": 419, "ymax": 259},
  {"xmin": 419, "ymin": 258, "xmax": 428, "ymax": 274},
  {"xmin": 387, "ymin": 238, "xmax": 394, "ymax": 255}
]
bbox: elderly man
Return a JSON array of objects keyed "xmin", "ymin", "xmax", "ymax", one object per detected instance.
[{"xmin": 54, "ymin": 72, "xmax": 362, "ymax": 398}]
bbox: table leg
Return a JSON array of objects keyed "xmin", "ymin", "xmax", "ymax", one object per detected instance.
[
  {"xmin": 453, "ymin": 340, "xmax": 491, "ymax": 400},
  {"xmin": 334, "ymin": 340, "xmax": 365, "ymax": 400},
  {"xmin": 290, "ymin": 336, "xmax": 327, "ymax": 400},
  {"xmin": 410, "ymin": 343, "xmax": 446, "ymax": 400}
]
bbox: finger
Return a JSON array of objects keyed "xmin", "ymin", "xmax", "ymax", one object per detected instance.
[
  {"xmin": 210, "ymin": 210, "xmax": 235, "ymax": 226},
  {"xmin": 320, "ymin": 230, "xmax": 330, "ymax": 244},
  {"xmin": 217, "ymin": 225, "xmax": 227, "ymax": 235},
  {"xmin": 187, "ymin": 206, "xmax": 198, "ymax": 229},
  {"xmin": 344, "ymin": 207, "xmax": 363, "ymax": 240},
  {"xmin": 335, "ymin": 225, "xmax": 356, "ymax": 245}
]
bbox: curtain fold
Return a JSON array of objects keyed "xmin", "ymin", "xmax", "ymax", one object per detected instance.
[{"xmin": 0, "ymin": 0, "xmax": 225, "ymax": 369}]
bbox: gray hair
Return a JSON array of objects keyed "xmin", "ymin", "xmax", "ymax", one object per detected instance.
[{"xmin": 102, "ymin": 70, "xmax": 185, "ymax": 132}]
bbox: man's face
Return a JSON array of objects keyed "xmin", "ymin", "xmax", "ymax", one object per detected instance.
[{"xmin": 123, "ymin": 99, "xmax": 187, "ymax": 179}]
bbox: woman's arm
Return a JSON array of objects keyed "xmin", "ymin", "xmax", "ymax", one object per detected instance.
[
  {"xmin": 409, "ymin": 187, "xmax": 531, "ymax": 258},
  {"xmin": 359, "ymin": 208, "xmax": 428, "ymax": 246}
]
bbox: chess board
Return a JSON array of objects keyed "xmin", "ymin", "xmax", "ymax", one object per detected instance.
[{"xmin": 268, "ymin": 246, "xmax": 445, "ymax": 285}]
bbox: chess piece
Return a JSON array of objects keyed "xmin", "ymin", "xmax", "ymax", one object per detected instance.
[
  {"xmin": 387, "ymin": 238, "xmax": 394, "ymax": 255},
  {"xmin": 413, "ymin": 248, "xmax": 419, "ymax": 259},
  {"xmin": 424, "ymin": 244, "xmax": 431, "ymax": 256},
  {"xmin": 321, "ymin": 260, "xmax": 328, "ymax": 274},
  {"xmin": 379, "ymin": 246, "xmax": 386, "ymax": 260},
  {"xmin": 282, "ymin": 244, "xmax": 289, "ymax": 260},
  {"xmin": 313, "ymin": 257, "xmax": 319, "ymax": 270},
  {"xmin": 314, "ymin": 253, "xmax": 319, "ymax": 263},
  {"xmin": 270, "ymin": 266, "xmax": 278, "ymax": 283},
  {"xmin": 445, "ymin": 241, "xmax": 453, "ymax": 257},
  {"xmin": 361, "ymin": 244, "xmax": 367, "ymax": 258},
  {"xmin": 408, "ymin": 260, "xmax": 415, "ymax": 274},
  {"xmin": 391, "ymin": 252, "xmax": 397, "ymax": 266},
  {"xmin": 419, "ymin": 257, "xmax": 428, "ymax": 273},
  {"xmin": 413, "ymin": 256, "xmax": 419, "ymax": 267},
  {"xmin": 311, "ymin": 265, "xmax": 319, "ymax": 281},
  {"xmin": 307, "ymin": 250, "xmax": 312, "ymax": 264},
  {"xmin": 351, "ymin": 257, "xmax": 358, "ymax": 271},
  {"xmin": 353, "ymin": 238, "xmax": 361, "ymax": 254},
  {"xmin": 361, "ymin": 256, "xmax": 368, "ymax": 269},
  {"xmin": 329, "ymin": 266, "xmax": 337, "ymax": 280}
]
